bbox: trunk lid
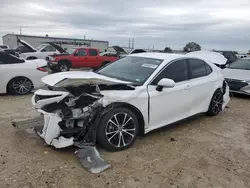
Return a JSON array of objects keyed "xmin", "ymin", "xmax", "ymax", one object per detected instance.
[
  {"xmin": 41, "ymin": 71, "xmax": 132, "ymax": 87},
  {"xmin": 187, "ymin": 51, "xmax": 227, "ymax": 65}
]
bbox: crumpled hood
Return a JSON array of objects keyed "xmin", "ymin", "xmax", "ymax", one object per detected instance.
[
  {"xmin": 41, "ymin": 71, "xmax": 132, "ymax": 87},
  {"xmin": 187, "ymin": 51, "xmax": 227, "ymax": 65},
  {"xmin": 223, "ymin": 68, "xmax": 250, "ymax": 81}
]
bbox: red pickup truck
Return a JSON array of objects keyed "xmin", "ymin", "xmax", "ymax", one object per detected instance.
[{"xmin": 47, "ymin": 47, "xmax": 118, "ymax": 72}]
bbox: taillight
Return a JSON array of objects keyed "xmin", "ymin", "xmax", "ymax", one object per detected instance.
[{"xmin": 37, "ymin": 66, "xmax": 48, "ymax": 72}]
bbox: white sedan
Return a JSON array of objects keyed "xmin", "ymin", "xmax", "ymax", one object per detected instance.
[
  {"xmin": 31, "ymin": 52, "xmax": 230, "ymax": 152},
  {"xmin": 0, "ymin": 51, "xmax": 48, "ymax": 95}
]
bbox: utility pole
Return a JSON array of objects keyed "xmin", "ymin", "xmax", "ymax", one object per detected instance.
[
  {"xmin": 20, "ymin": 26, "xmax": 22, "ymax": 35},
  {"xmin": 129, "ymin": 38, "xmax": 130, "ymax": 48},
  {"xmin": 132, "ymin": 38, "xmax": 134, "ymax": 49}
]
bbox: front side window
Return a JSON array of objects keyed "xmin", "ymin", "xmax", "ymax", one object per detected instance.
[
  {"xmin": 152, "ymin": 59, "xmax": 188, "ymax": 85},
  {"xmin": 189, "ymin": 59, "xmax": 211, "ymax": 79},
  {"xmin": 77, "ymin": 49, "xmax": 87, "ymax": 56},
  {"xmin": 97, "ymin": 56, "xmax": 162, "ymax": 85},
  {"xmin": 89, "ymin": 49, "xmax": 98, "ymax": 56},
  {"xmin": 0, "ymin": 52, "xmax": 24, "ymax": 64},
  {"xmin": 227, "ymin": 59, "xmax": 250, "ymax": 70}
]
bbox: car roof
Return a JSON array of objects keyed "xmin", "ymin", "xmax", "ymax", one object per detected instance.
[{"xmin": 129, "ymin": 52, "xmax": 185, "ymax": 61}]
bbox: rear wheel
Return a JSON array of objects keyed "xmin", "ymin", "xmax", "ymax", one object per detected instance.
[
  {"xmin": 206, "ymin": 89, "xmax": 224, "ymax": 116},
  {"xmin": 97, "ymin": 107, "xmax": 139, "ymax": 151},
  {"xmin": 7, "ymin": 77, "xmax": 33, "ymax": 95}
]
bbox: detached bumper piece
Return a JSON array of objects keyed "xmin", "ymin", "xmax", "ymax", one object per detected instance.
[
  {"xmin": 11, "ymin": 115, "xmax": 110, "ymax": 174},
  {"xmin": 75, "ymin": 146, "xmax": 110, "ymax": 174}
]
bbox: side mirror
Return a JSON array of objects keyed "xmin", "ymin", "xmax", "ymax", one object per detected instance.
[
  {"xmin": 156, "ymin": 78, "xmax": 175, "ymax": 91},
  {"xmin": 74, "ymin": 52, "xmax": 79, "ymax": 56}
]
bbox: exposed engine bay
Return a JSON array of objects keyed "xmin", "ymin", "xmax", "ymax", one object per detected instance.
[
  {"xmin": 23, "ymin": 82, "xmax": 133, "ymax": 173},
  {"xmin": 34, "ymin": 84, "xmax": 135, "ymax": 148}
]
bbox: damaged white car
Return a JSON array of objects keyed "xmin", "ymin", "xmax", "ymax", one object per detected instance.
[{"xmin": 14, "ymin": 52, "xmax": 230, "ymax": 173}]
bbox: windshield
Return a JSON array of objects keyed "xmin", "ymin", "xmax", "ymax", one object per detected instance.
[
  {"xmin": 228, "ymin": 59, "xmax": 250, "ymax": 70},
  {"xmin": 67, "ymin": 48, "xmax": 76, "ymax": 54},
  {"xmin": 97, "ymin": 56, "xmax": 163, "ymax": 85}
]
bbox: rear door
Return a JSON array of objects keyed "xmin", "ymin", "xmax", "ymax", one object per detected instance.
[
  {"xmin": 73, "ymin": 49, "xmax": 88, "ymax": 68},
  {"xmin": 87, "ymin": 49, "xmax": 103, "ymax": 68},
  {"xmin": 187, "ymin": 58, "xmax": 215, "ymax": 114}
]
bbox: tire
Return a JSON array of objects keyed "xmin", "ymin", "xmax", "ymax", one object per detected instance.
[
  {"xmin": 7, "ymin": 77, "xmax": 33, "ymax": 95},
  {"xmin": 206, "ymin": 89, "xmax": 224, "ymax": 116},
  {"xmin": 97, "ymin": 107, "xmax": 139, "ymax": 151},
  {"xmin": 57, "ymin": 61, "xmax": 70, "ymax": 72}
]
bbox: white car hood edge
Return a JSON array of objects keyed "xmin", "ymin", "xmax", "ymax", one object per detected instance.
[{"xmin": 41, "ymin": 71, "xmax": 132, "ymax": 87}]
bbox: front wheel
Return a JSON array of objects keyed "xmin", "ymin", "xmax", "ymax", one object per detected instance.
[
  {"xmin": 206, "ymin": 89, "xmax": 224, "ymax": 116},
  {"xmin": 97, "ymin": 107, "xmax": 139, "ymax": 151},
  {"xmin": 57, "ymin": 63, "xmax": 70, "ymax": 72}
]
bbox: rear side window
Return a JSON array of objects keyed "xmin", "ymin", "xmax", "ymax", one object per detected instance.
[
  {"xmin": 152, "ymin": 59, "xmax": 188, "ymax": 84},
  {"xmin": 188, "ymin": 59, "xmax": 212, "ymax": 79},
  {"xmin": 89, "ymin": 49, "xmax": 98, "ymax": 56}
]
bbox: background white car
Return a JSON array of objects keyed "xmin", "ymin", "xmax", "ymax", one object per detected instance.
[
  {"xmin": 223, "ymin": 58, "xmax": 250, "ymax": 95},
  {"xmin": 31, "ymin": 52, "xmax": 230, "ymax": 152},
  {"xmin": 18, "ymin": 39, "xmax": 62, "ymax": 60},
  {"xmin": 0, "ymin": 51, "xmax": 48, "ymax": 95}
]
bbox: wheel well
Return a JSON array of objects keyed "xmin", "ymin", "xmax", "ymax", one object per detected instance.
[
  {"xmin": 6, "ymin": 76, "xmax": 33, "ymax": 93},
  {"xmin": 58, "ymin": 60, "xmax": 72, "ymax": 67},
  {"xmin": 104, "ymin": 102, "xmax": 145, "ymax": 136},
  {"xmin": 26, "ymin": 56, "xmax": 38, "ymax": 60}
]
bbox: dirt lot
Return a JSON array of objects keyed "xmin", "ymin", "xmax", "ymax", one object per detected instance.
[{"xmin": 0, "ymin": 94, "xmax": 250, "ymax": 188}]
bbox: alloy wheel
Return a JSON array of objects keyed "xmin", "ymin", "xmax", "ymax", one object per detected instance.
[
  {"xmin": 12, "ymin": 78, "xmax": 33, "ymax": 95},
  {"xmin": 211, "ymin": 91, "xmax": 223, "ymax": 114},
  {"xmin": 105, "ymin": 113, "xmax": 136, "ymax": 148},
  {"xmin": 60, "ymin": 64, "xmax": 68, "ymax": 72}
]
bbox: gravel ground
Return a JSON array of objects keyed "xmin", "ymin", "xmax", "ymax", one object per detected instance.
[{"xmin": 0, "ymin": 94, "xmax": 250, "ymax": 188}]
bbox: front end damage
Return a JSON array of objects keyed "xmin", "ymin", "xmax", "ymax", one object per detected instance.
[
  {"xmin": 28, "ymin": 86, "xmax": 110, "ymax": 173},
  {"xmin": 12, "ymin": 71, "xmax": 135, "ymax": 173}
]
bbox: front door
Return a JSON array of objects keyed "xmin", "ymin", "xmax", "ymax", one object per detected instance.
[
  {"xmin": 73, "ymin": 49, "xmax": 88, "ymax": 68},
  {"xmin": 148, "ymin": 59, "xmax": 192, "ymax": 130}
]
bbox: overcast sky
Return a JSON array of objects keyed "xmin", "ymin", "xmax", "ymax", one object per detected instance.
[{"xmin": 0, "ymin": 0, "xmax": 250, "ymax": 51}]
